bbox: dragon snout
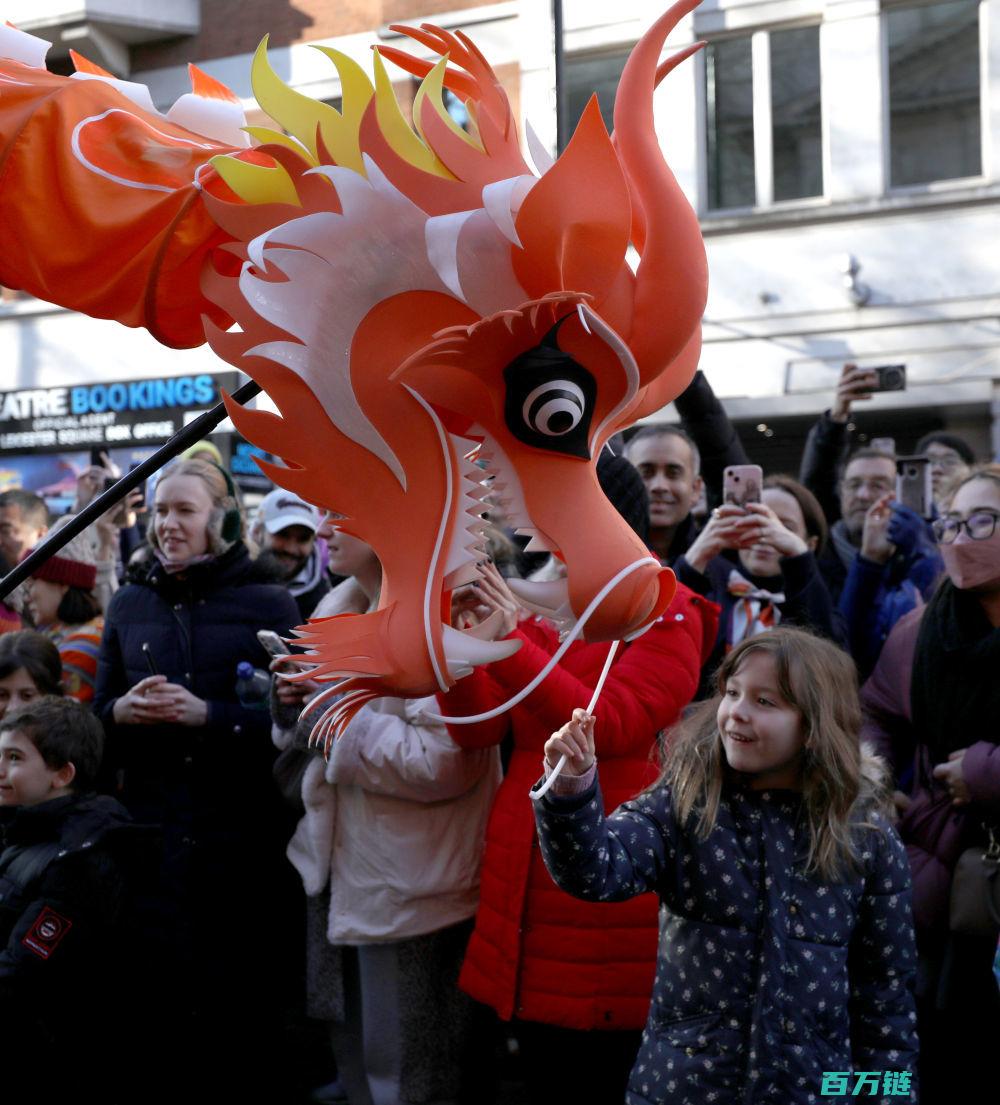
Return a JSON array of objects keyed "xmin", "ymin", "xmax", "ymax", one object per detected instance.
[{"xmin": 507, "ymin": 558, "xmax": 675, "ymax": 643}]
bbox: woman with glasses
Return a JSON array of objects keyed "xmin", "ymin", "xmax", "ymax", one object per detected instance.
[{"xmin": 860, "ymin": 463, "xmax": 1000, "ymax": 1100}]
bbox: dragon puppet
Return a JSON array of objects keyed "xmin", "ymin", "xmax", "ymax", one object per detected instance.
[{"xmin": 0, "ymin": 1, "xmax": 708, "ymax": 746}]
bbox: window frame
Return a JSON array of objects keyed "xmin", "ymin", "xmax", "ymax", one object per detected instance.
[
  {"xmin": 700, "ymin": 20, "xmax": 826, "ymax": 218},
  {"xmin": 880, "ymin": 0, "xmax": 988, "ymax": 195}
]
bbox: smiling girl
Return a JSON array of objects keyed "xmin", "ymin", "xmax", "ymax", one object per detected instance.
[{"xmin": 533, "ymin": 627, "xmax": 918, "ymax": 1105}]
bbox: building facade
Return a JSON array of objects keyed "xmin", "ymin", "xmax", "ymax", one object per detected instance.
[{"xmin": 3, "ymin": 0, "xmax": 998, "ymax": 485}]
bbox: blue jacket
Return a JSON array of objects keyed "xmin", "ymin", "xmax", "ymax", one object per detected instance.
[{"xmin": 534, "ymin": 777, "xmax": 918, "ymax": 1105}]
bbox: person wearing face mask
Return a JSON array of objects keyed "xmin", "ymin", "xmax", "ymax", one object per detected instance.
[{"xmin": 860, "ymin": 463, "xmax": 1000, "ymax": 1101}]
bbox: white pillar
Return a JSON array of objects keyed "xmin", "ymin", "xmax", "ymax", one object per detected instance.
[
  {"xmin": 984, "ymin": 0, "xmax": 1000, "ymax": 180},
  {"xmin": 821, "ymin": 0, "xmax": 885, "ymax": 200},
  {"xmin": 516, "ymin": 0, "xmax": 559, "ymax": 161}
]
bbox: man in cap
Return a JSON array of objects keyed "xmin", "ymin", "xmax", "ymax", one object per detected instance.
[{"xmin": 251, "ymin": 489, "xmax": 330, "ymax": 619}]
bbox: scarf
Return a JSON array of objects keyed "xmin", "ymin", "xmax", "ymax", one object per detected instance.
[
  {"xmin": 911, "ymin": 580, "xmax": 1000, "ymax": 764},
  {"xmin": 288, "ymin": 543, "xmax": 327, "ymax": 600},
  {"xmin": 726, "ymin": 569, "xmax": 786, "ymax": 647},
  {"xmin": 830, "ymin": 519, "xmax": 859, "ymax": 573},
  {"xmin": 152, "ymin": 547, "xmax": 216, "ymax": 575}
]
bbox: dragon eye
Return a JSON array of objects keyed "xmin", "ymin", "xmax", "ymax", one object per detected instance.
[{"xmin": 521, "ymin": 380, "xmax": 586, "ymax": 437}]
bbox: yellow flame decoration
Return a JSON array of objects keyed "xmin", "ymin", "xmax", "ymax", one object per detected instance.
[
  {"xmin": 371, "ymin": 52, "xmax": 456, "ymax": 180},
  {"xmin": 211, "ymin": 155, "xmax": 301, "ymax": 207},
  {"xmin": 411, "ymin": 54, "xmax": 483, "ymax": 155},
  {"xmin": 211, "ymin": 36, "xmax": 469, "ymax": 206},
  {"xmin": 242, "ymin": 125, "xmax": 318, "ymax": 164}
]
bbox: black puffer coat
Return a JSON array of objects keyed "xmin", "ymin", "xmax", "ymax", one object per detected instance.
[
  {"xmin": 94, "ymin": 541, "xmax": 299, "ymax": 781},
  {"xmin": 535, "ymin": 775, "xmax": 918, "ymax": 1105},
  {"xmin": 0, "ymin": 793, "xmax": 144, "ymax": 1102},
  {"xmin": 91, "ymin": 542, "xmax": 303, "ymax": 1078}
]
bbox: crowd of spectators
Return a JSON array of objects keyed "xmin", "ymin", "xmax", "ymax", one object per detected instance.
[{"xmin": 0, "ymin": 362, "xmax": 997, "ymax": 1104}]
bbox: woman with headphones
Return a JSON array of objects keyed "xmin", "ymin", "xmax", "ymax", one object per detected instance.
[{"xmin": 93, "ymin": 457, "xmax": 302, "ymax": 1101}]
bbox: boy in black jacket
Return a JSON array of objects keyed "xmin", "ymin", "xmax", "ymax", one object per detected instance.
[{"xmin": 0, "ymin": 697, "xmax": 136, "ymax": 1102}]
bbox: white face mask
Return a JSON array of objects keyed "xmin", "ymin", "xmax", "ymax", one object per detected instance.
[{"xmin": 939, "ymin": 530, "xmax": 1000, "ymax": 591}]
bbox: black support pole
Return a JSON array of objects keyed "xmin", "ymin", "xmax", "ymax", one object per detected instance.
[
  {"xmin": 553, "ymin": 0, "xmax": 567, "ymax": 154},
  {"xmin": 0, "ymin": 379, "xmax": 262, "ymax": 601}
]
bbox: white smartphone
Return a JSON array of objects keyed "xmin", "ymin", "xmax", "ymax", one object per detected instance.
[{"xmin": 256, "ymin": 629, "xmax": 290, "ymax": 658}]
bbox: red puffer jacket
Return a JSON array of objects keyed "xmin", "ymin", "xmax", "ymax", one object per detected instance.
[{"xmin": 437, "ymin": 583, "xmax": 717, "ymax": 1029}]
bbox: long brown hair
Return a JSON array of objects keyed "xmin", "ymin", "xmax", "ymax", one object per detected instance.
[{"xmin": 661, "ymin": 627, "xmax": 871, "ymax": 882}]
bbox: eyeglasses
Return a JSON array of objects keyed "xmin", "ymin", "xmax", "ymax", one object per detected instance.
[
  {"xmin": 842, "ymin": 478, "xmax": 894, "ymax": 495},
  {"xmin": 926, "ymin": 452, "xmax": 965, "ymax": 471},
  {"xmin": 932, "ymin": 511, "xmax": 1000, "ymax": 544}
]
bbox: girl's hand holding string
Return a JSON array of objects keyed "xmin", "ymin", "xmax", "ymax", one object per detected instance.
[{"xmin": 544, "ymin": 708, "xmax": 596, "ymax": 777}]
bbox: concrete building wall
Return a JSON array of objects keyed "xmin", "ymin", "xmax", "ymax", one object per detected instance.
[{"xmin": 3, "ymin": 0, "xmax": 998, "ymax": 457}]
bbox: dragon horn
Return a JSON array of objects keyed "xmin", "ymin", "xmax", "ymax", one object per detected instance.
[{"xmin": 614, "ymin": 0, "xmax": 707, "ymax": 387}]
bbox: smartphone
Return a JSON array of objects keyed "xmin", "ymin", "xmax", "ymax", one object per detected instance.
[
  {"xmin": 129, "ymin": 462, "xmax": 148, "ymax": 513},
  {"xmin": 868, "ymin": 364, "xmax": 906, "ymax": 393},
  {"xmin": 870, "ymin": 437, "xmax": 896, "ymax": 456},
  {"xmin": 895, "ymin": 455, "xmax": 932, "ymax": 518},
  {"xmin": 723, "ymin": 465, "xmax": 763, "ymax": 508},
  {"xmin": 257, "ymin": 629, "xmax": 290, "ymax": 658},
  {"xmin": 141, "ymin": 642, "xmax": 159, "ymax": 677}
]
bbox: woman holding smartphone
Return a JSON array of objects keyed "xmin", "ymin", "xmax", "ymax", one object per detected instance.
[{"xmin": 674, "ymin": 473, "xmax": 842, "ymax": 691}]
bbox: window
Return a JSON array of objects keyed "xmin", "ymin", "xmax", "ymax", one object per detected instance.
[
  {"xmin": 706, "ymin": 37, "xmax": 755, "ymax": 209},
  {"xmin": 769, "ymin": 27, "xmax": 823, "ymax": 201},
  {"xmin": 564, "ymin": 50, "xmax": 630, "ymax": 135},
  {"xmin": 886, "ymin": 0, "xmax": 981, "ymax": 186},
  {"xmin": 705, "ymin": 26, "xmax": 823, "ymax": 211}
]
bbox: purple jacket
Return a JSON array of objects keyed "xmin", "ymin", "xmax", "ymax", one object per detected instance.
[{"xmin": 860, "ymin": 607, "xmax": 1000, "ymax": 931}]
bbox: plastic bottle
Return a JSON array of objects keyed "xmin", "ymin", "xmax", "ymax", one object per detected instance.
[{"xmin": 235, "ymin": 661, "xmax": 270, "ymax": 709}]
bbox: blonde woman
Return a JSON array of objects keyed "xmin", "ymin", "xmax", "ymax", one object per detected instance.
[{"xmin": 93, "ymin": 458, "xmax": 301, "ymax": 1102}]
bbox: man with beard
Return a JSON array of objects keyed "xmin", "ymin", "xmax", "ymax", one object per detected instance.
[{"xmin": 250, "ymin": 489, "xmax": 329, "ymax": 619}]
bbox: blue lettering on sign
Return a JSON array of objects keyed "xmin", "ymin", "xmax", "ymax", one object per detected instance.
[
  {"xmin": 194, "ymin": 375, "xmax": 214, "ymax": 404},
  {"xmin": 64, "ymin": 376, "xmax": 223, "ymax": 415},
  {"xmin": 70, "ymin": 387, "xmax": 89, "ymax": 415}
]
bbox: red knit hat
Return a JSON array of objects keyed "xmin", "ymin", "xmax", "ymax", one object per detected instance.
[{"xmin": 22, "ymin": 519, "xmax": 98, "ymax": 591}]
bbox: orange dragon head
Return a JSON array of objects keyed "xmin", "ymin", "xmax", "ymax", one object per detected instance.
[{"xmin": 0, "ymin": 3, "xmax": 708, "ymax": 741}]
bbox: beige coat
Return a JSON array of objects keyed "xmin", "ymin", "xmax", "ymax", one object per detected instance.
[{"xmin": 274, "ymin": 579, "xmax": 501, "ymax": 943}]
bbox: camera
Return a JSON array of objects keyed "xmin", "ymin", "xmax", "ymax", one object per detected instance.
[{"xmin": 869, "ymin": 364, "xmax": 906, "ymax": 393}]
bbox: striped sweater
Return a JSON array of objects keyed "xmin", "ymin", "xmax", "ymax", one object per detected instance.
[{"xmin": 49, "ymin": 617, "xmax": 104, "ymax": 704}]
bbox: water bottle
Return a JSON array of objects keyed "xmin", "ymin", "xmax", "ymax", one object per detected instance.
[{"xmin": 235, "ymin": 661, "xmax": 270, "ymax": 710}]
